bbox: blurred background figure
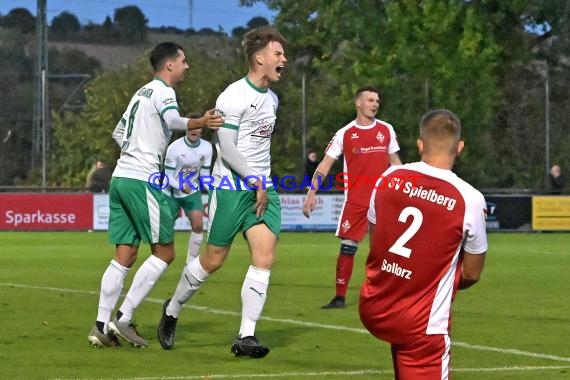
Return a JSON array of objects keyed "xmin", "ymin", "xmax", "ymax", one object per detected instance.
[
  {"xmin": 549, "ymin": 164, "xmax": 565, "ymax": 194},
  {"xmin": 304, "ymin": 150, "xmax": 319, "ymax": 180},
  {"xmin": 85, "ymin": 160, "xmax": 112, "ymax": 193},
  {"xmin": 303, "ymin": 150, "xmax": 320, "ymax": 190}
]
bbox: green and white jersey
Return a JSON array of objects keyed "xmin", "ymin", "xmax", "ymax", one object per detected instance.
[
  {"xmin": 163, "ymin": 136, "xmax": 212, "ymax": 198},
  {"xmin": 113, "ymin": 78, "xmax": 180, "ymax": 181},
  {"xmin": 212, "ymin": 76, "xmax": 278, "ymax": 190}
]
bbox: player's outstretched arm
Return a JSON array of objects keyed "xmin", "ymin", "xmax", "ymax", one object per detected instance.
[
  {"xmin": 188, "ymin": 109, "xmax": 224, "ymax": 130},
  {"xmin": 302, "ymin": 155, "xmax": 335, "ymax": 218}
]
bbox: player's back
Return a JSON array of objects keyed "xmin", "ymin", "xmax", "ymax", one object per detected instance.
[
  {"xmin": 360, "ymin": 161, "xmax": 484, "ymax": 343},
  {"xmin": 113, "ymin": 79, "xmax": 175, "ymax": 181}
]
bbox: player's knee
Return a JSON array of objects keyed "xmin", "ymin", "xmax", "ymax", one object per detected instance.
[
  {"xmin": 201, "ymin": 246, "xmax": 228, "ymax": 272},
  {"xmin": 152, "ymin": 242, "xmax": 175, "ymax": 264},
  {"xmin": 114, "ymin": 245, "xmax": 138, "ymax": 267},
  {"xmin": 251, "ymin": 251, "xmax": 274, "ymax": 270},
  {"xmin": 340, "ymin": 239, "xmax": 358, "ymax": 256}
]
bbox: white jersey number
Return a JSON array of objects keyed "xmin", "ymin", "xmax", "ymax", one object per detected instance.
[{"xmin": 388, "ymin": 206, "xmax": 423, "ymax": 258}]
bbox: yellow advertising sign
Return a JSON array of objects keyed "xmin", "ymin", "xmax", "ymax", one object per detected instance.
[{"xmin": 532, "ymin": 196, "xmax": 570, "ymax": 230}]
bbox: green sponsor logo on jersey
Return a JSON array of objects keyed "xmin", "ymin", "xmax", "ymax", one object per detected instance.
[{"xmin": 137, "ymin": 87, "xmax": 154, "ymax": 99}]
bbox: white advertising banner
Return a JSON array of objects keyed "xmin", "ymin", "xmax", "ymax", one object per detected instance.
[
  {"xmin": 92, "ymin": 193, "xmax": 343, "ymax": 232},
  {"xmin": 280, "ymin": 193, "xmax": 344, "ymax": 231},
  {"xmin": 93, "ymin": 194, "xmax": 110, "ymax": 231}
]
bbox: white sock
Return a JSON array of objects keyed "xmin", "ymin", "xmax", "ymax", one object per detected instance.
[
  {"xmin": 239, "ymin": 265, "xmax": 270, "ymax": 338},
  {"xmin": 118, "ymin": 255, "xmax": 168, "ymax": 322},
  {"xmin": 186, "ymin": 232, "xmax": 203, "ymax": 263},
  {"xmin": 166, "ymin": 257, "xmax": 209, "ymax": 318},
  {"xmin": 97, "ymin": 260, "xmax": 129, "ymax": 333}
]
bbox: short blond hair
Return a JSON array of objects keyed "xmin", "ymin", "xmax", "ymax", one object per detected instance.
[{"xmin": 419, "ymin": 109, "xmax": 462, "ymax": 155}]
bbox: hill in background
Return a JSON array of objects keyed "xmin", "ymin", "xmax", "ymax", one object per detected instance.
[{"xmin": 50, "ymin": 32, "xmax": 237, "ymax": 70}]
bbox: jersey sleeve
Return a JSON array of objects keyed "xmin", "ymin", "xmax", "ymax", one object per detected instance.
[
  {"xmin": 463, "ymin": 190, "xmax": 488, "ymax": 254},
  {"xmin": 112, "ymin": 117, "xmax": 126, "ymax": 147},
  {"xmin": 367, "ymin": 178, "xmax": 382, "ymax": 225},
  {"xmin": 164, "ymin": 143, "xmax": 179, "ymax": 190},
  {"xmin": 154, "ymin": 86, "xmax": 178, "ymax": 117},
  {"xmin": 154, "ymin": 86, "xmax": 189, "ymax": 131},
  {"xmin": 215, "ymin": 87, "xmax": 244, "ymax": 130},
  {"xmin": 386, "ymin": 122, "xmax": 400, "ymax": 154},
  {"xmin": 324, "ymin": 129, "xmax": 345, "ymax": 160},
  {"xmin": 203, "ymin": 141, "xmax": 213, "ymax": 169},
  {"xmin": 200, "ymin": 140, "xmax": 213, "ymax": 177}
]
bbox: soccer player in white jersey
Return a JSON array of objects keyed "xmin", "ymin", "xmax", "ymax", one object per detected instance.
[
  {"xmin": 87, "ymin": 42, "xmax": 223, "ymax": 348},
  {"xmin": 163, "ymin": 118, "xmax": 212, "ymax": 262},
  {"xmin": 157, "ymin": 27, "xmax": 287, "ymax": 358},
  {"xmin": 359, "ymin": 109, "xmax": 487, "ymax": 379}
]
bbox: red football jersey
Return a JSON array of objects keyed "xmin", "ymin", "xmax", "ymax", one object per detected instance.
[
  {"xmin": 325, "ymin": 119, "xmax": 399, "ymax": 207},
  {"xmin": 359, "ymin": 162, "xmax": 487, "ymax": 344}
]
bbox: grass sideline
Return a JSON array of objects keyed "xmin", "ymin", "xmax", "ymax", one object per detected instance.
[{"xmin": 0, "ymin": 231, "xmax": 569, "ymax": 380}]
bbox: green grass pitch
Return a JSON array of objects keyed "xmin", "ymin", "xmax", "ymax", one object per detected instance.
[{"xmin": 0, "ymin": 231, "xmax": 569, "ymax": 379}]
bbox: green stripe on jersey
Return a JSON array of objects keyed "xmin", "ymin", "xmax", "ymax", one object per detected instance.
[
  {"xmin": 222, "ymin": 123, "xmax": 239, "ymax": 131},
  {"xmin": 160, "ymin": 105, "xmax": 179, "ymax": 118}
]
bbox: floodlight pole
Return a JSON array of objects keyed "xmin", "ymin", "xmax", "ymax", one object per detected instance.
[
  {"xmin": 545, "ymin": 66, "xmax": 550, "ymax": 181},
  {"xmin": 33, "ymin": 0, "xmax": 48, "ymax": 186},
  {"xmin": 188, "ymin": 0, "xmax": 194, "ymax": 29},
  {"xmin": 301, "ymin": 73, "xmax": 307, "ymax": 163}
]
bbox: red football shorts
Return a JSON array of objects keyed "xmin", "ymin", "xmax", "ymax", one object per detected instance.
[
  {"xmin": 335, "ymin": 202, "xmax": 369, "ymax": 241},
  {"xmin": 391, "ymin": 334, "xmax": 451, "ymax": 380}
]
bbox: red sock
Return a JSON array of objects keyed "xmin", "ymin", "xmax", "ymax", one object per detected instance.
[{"xmin": 335, "ymin": 254, "xmax": 355, "ymax": 298}]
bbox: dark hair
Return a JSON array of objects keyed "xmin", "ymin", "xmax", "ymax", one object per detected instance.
[
  {"xmin": 354, "ymin": 86, "xmax": 380, "ymax": 100},
  {"xmin": 242, "ymin": 26, "xmax": 286, "ymax": 64},
  {"xmin": 149, "ymin": 42, "xmax": 184, "ymax": 71}
]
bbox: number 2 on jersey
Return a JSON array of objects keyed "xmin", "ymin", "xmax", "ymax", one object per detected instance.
[{"xmin": 388, "ymin": 206, "xmax": 423, "ymax": 258}]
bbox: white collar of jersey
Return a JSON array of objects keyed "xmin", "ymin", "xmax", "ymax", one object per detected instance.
[
  {"xmin": 153, "ymin": 76, "xmax": 170, "ymax": 87},
  {"xmin": 244, "ymin": 76, "xmax": 268, "ymax": 93},
  {"xmin": 184, "ymin": 136, "xmax": 200, "ymax": 148},
  {"xmin": 354, "ymin": 119, "xmax": 377, "ymax": 129}
]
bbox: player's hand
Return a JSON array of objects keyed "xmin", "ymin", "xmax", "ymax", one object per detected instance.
[
  {"xmin": 253, "ymin": 180, "xmax": 268, "ymax": 217},
  {"xmin": 182, "ymin": 183, "xmax": 192, "ymax": 194},
  {"xmin": 202, "ymin": 108, "xmax": 224, "ymax": 130},
  {"xmin": 302, "ymin": 192, "xmax": 316, "ymax": 218}
]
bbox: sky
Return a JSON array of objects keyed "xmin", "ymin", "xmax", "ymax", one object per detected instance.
[{"xmin": 0, "ymin": 0, "xmax": 277, "ymax": 33}]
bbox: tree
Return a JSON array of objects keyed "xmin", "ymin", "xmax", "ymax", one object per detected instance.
[
  {"xmin": 0, "ymin": 29, "xmax": 35, "ymax": 185},
  {"xmin": 1, "ymin": 7, "xmax": 35, "ymax": 34},
  {"xmin": 243, "ymin": 0, "xmax": 501, "ymax": 185},
  {"xmin": 48, "ymin": 47, "xmax": 102, "ymax": 113},
  {"xmin": 240, "ymin": 0, "xmax": 569, "ymax": 189},
  {"xmin": 246, "ymin": 16, "xmax": 270, "ymax": 29},
  {"xmin": 48, "ymin": 41, "xmax": 240, "ymax": 186},
  {"xmin": 50, "ymin": 11, "xmax": 81, "ymax": 39},
  {"xmin": 102, "ymin": 16, "xmax": 113, "ymax": 30},
  {"xmin": 114, "ymin": 5, "xmax": 148, "ymax": 43},
  {"xmin": 232, "ymin": 16, "xmax": 270, "ymax": 38}
]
